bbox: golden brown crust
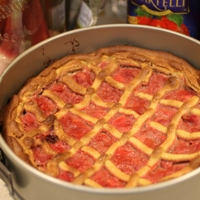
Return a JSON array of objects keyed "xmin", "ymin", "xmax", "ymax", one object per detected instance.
[
  {"xmin": 6, "ymin": 136, "xmax": 31, "ymax": 165},
  {"xmin": 12, "ymin": 45, "xmax": 200, "ymax": 97},
  {"xmin": 1, "ymin": 45, "xmax": 200, "ymax": 188}
]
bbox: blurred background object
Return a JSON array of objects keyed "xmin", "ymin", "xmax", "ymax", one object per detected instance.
[
  {"xmin": 0, "ymin": 0, "xmax": 69, "ymax": 74},
  {"xmin": 67, "ymin": 0, "xmax": 127, "ymax": 29},
  {"xmin": 111, "ymin": 0, "xmax": 127, "ymax": 17},
  {"xmin": 0, "ymin": 0, "xmax": 128, "ymax": 75},
  {"xmin": 41, "ymin": 0, "xmax": 68, "ymax": 36},
  {"xmin": 76, "ymin": 0, "xmax": 106, "ymax": 28},
  {"xmin": 127, "ymin": 0, "xmax": 200, "ymax": 40},
  {"xmin": 67, "ymin": 0, "xmax": 82, "ymax": 30},
  {"xmin": 97, "ymin": 0, "xmax": 127, "ymax": 25}
]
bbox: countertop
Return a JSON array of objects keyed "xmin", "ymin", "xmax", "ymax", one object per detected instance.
[{"xmin": 0, "ymin": 178, "xmax": 14, "ymax": 200}]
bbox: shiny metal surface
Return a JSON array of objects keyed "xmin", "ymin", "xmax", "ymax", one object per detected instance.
[{"xmin": 1, "ymin": 25, "xmax": 200, "ymax": 200}]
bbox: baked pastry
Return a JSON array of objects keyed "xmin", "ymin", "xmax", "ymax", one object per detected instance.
[{"xmin": 1, "ymin": 45, "xmax": 200, "ymax": 188}]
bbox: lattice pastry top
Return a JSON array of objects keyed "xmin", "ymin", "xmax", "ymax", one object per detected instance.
[{"xmin": 2, "ymin": 45, "xmax": 200, "ymax": 188}]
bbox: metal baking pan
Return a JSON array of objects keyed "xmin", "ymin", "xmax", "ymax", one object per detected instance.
[{"xmin": 1, "ymin": 24, "xmax": 200, "ymax": 200}]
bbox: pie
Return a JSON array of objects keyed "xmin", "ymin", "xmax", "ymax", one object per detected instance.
[{"xmin": 1, "ymin": 45, "xmax": 200, "ymax": 188}]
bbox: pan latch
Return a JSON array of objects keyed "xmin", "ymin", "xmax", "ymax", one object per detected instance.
[{"xmin": 0, "ymin": 149, "xmax": 14, "ymax": 196}]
